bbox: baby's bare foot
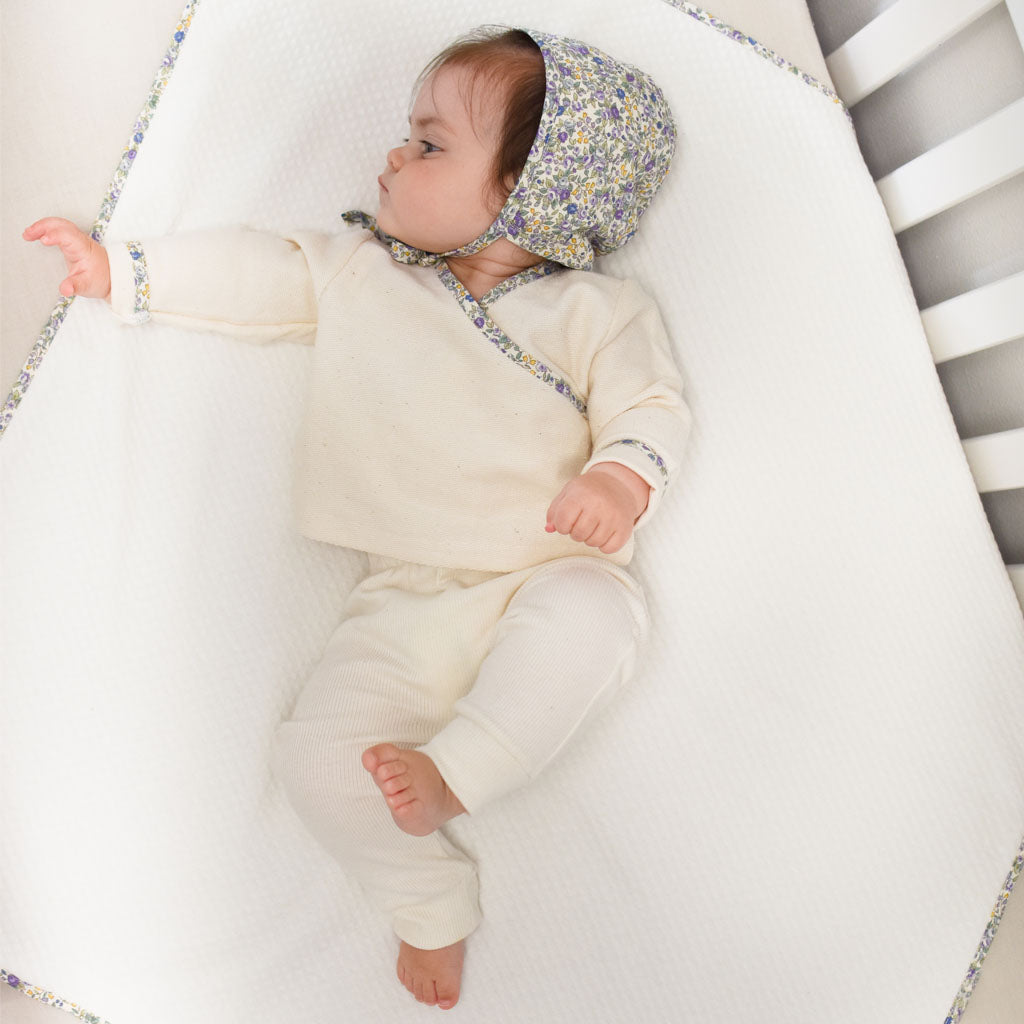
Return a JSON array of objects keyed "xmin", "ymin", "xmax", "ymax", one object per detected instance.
[
  {"xmin": 361, "ymin": 743, "xmax": 466, "ymax": 837},
  {"xmin": 397, "ymin": 938, "xmax": 464, "ymax": 1009}
]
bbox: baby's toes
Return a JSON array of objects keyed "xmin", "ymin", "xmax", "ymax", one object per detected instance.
[
  {"xmin": 397, "ymin": 963, "xmax": 411, "ymax": 992},
  {"xmin": 436, "ymin": 981, "xmax": 459, "ymax": 1009},
  {"xmin": 361, "ymin": 742, "xmax": 401, "ymax": 774},
  {"xmin": 381, "ymin": 772, "xmax": 411, "ymax": 795},
  {"xmin": 388, "ymin": 789, "xmax": 418, "ymax": 811}
]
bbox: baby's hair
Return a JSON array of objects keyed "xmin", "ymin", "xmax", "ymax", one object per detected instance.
[{"xmin": 415, "ymin": 27, "xmax": 546, "ymax": 204}]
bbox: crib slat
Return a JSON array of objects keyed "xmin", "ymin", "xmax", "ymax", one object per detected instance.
[
  {"xmin": 1006, "ymin": 0, "xmax": 1024, "ymax": 50},
  {"xmin": 874, "ymin": 96, "xmax": 1024, "ymax": 233},
  {"xmin": 921, "ymin": 272, "xmax": 1024, "ymax": 363},
  {"xmin": 962, "ymin": 428, "xmax": 1024, "ymax": 493},
  {"xmin": 825, "ymin": 0, "xmax": 1001, "ymax": 106},
  {"xmin": 1009, "ymin": 565, "xmax": 1024, "ymax": 611}
]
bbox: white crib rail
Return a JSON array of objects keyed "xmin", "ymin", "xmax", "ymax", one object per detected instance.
[
  {"xmin": 961, "ymin": 430, "xmax": 1023, "ymax": 599},
  {"xmin": 825, "ymin": 0, "xmax": 1003, "ymax": 105},
  {"xmin": 920, "ymin": 271, "xmax": 1024, "ymax": 362},
  {"xmin": 874, "ymin": 96, "xmax": 1024, "ymax": 232},
  {"xmin": 962, "ymin": 428, "xmax": 1024, "ymax": 492},
  {"xmin": 1009, "ymin": 564, "xmax": 1024, "ymax": 605},
  {"xmin": 824, "ymin": 0, "xmax": 1024, "ymax": 613}
]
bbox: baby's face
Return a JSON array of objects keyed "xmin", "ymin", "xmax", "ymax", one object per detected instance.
[{"xmin": 376, "ymin": 63, "xmax": 507, "ymax": 253}]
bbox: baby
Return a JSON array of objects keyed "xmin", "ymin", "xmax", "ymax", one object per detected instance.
[{"xmin": 24, "ymin": 25, "xmax": 689, "ymax": 1011}]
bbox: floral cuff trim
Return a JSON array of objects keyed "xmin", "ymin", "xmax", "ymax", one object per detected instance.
[
  {"xmin": 125, "ymin": 241, "xmax": 151, "ymax": 324},
  {"xmin": 595, "ymin": 439, "xmax": 669, "ymax": 484}
]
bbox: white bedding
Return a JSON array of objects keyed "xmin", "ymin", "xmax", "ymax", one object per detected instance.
[{"xmin": 2, "ymin": 1, "xmax": 1023, "ymax": 1021}]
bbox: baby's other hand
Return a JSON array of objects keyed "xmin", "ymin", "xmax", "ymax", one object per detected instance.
[
  {"xmin": 23, "ymin": 217, "xmax": 111, "ymax": 301},
  {"xmin": 545, "ymin": 463, "xmax": 650, "ymax": 554}
]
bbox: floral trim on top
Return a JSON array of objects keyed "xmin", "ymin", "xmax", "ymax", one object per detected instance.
[
  {"xmin": 2, "ymin": 969, "xmax": 112, "ymax": 1024},
  {"xmin": 660, "ymin": 1, "xmax": 851, "ymax": 120},
  {"xmin": 437, "ymin": 262, "xmax": 587, "ymax": 418},
  {"xmin": 479, "ymin": 260, "xmax": 564, "ymax": 308},
  {"xmin": 0, "ymin": 0, "xmax": 200, "ymax": 440},
  {"xmin": 343, "ymin": 211, "xmax": 584, "ymax": 415},
  {"xmin": 595, "ymin": 439, "xmax": 669, "ymax": 484},
  {"xmin": 125, "ymin": 242, "xmax": 152, "ymax": 324}
]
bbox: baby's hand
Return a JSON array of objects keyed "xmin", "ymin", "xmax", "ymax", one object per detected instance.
[
  {"xmin": 23, "ymin": 217, "xmax": 111, "ymax": 300},
  {"xmin": 545, "ymin": 462, "xmax": 651, "ymax": 554}
]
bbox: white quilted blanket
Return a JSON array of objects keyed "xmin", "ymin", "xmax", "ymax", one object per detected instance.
[{"xmin": 2, "ymin": 1, "xmax": 1023, "ymax": 1021}]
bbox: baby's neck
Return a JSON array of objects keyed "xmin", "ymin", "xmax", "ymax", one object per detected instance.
[{"xmin": 445, "ymin": 239, "xmax": 544, "ymax": 303}]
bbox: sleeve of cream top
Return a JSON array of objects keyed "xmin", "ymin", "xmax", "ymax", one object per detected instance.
[
  {"xmin": 580, "ymin": 277, "xmax": 692, "ymax": 529},
  {"xmin": 106, "ymin": 225, "xmax": 365, "ymax": 345}
]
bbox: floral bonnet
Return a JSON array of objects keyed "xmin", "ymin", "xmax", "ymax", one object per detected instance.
[{"xmin": 348, "ymin": 26, "xmax": 677, "ymax": 271}]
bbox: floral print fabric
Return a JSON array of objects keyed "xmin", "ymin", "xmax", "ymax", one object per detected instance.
[
  {"xmin": 435, "ymin": 260, "xmax": 588, "ymax": 416},
  {"xmin": 125, "ymin": 242, "xmax": 152, "ymax": 324},
  {"xmin": 346, "ymin": 27, "xmax": 676, "ymax": 271}
]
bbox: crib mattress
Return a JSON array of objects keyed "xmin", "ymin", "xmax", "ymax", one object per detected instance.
[{"xmin": 2, "ymin": 1, "xmax": 1023, "ymax": 1022}]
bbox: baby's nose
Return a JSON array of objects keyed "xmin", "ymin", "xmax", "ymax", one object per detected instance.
[{"xmin": 386, "ymin": 146, "xmax": 404, "ymax": 171}]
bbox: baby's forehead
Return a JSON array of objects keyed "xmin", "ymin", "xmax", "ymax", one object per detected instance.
[{"xmin": 411, "ymin": 62, "xmax": 512, "ymax": 134}]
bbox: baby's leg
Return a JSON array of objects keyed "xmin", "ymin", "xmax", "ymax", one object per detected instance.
[
  {"xmin": 274, "ymin": 708, "xmax": 472, "ymax": 1009},
  {"xmin": 273, "ymin": 707, "xmax": 479, "ymax": 948},
  {"xmin": 272, "ymin": 560, "xmax": 498, "ymax": 1008},
  {"xmin": 417, "ymin": 556, "xmax": 649, "ymax": 816}
]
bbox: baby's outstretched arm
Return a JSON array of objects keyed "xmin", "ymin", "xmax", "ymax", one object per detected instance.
[
  {"xmin": 23, "ymin": 219, "xmax": 363, "ymax": 345},
  {"xmin": 545, "ymin": 462, "xmax": 650, "ymax": 554},
  {"xmin": 23, "ymin": 218, "xmax": 111, "ymax": 300}
]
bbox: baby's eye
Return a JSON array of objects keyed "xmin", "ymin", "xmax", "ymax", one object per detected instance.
[{"xmin": 420, "ymin": 140, "xmax": 440, "ymax": 154}]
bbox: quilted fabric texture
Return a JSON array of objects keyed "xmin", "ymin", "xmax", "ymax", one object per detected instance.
[{"xmin": 2, "ymin": 1, "xmax": 1023, "ymax": 1022}]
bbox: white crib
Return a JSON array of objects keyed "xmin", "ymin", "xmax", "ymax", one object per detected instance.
[
  {"xmin": 2, "ymin": 3, "xmax": 1022, "ymax": 1023},
  {"xmin": 821, "ymin": 0, "xmax": 1024, "ymax": 612}
]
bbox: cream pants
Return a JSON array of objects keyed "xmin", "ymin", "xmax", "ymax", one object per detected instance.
[{"xmin": 272, "ymin": 552, "xmax": 648, "ymax": 949}]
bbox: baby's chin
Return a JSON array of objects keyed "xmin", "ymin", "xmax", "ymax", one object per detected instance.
[
  {"xmin": 373, "ymin": 209, "xmax": 489, "ymax": 256},
  {"xmin": 374, "ymin": 211, "xmax": 417, "ymax": 246}
]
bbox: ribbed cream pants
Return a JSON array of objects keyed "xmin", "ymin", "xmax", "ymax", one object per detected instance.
[{"xmin": 272, "ymin": 552, "xmax": 648, "ymax": 949}]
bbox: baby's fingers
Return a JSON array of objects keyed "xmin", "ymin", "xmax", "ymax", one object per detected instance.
[
  {"xmin": 597, "ymin": 528, "xmax": 629, "ymax": 554},
  {"xmin": 545, "ymin": 494, "xmax": 582, "ymax": 537},
  {"xmin": 23, "ymin": 217, "xmax": 89, "ymax": 255},
  {"xmin": 58, "ymin": 274, "xmax": 81, "ymax": 298},
  {"xmin": 23, "ymin": 217, "xmax": 68, "ymax": 241}
]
